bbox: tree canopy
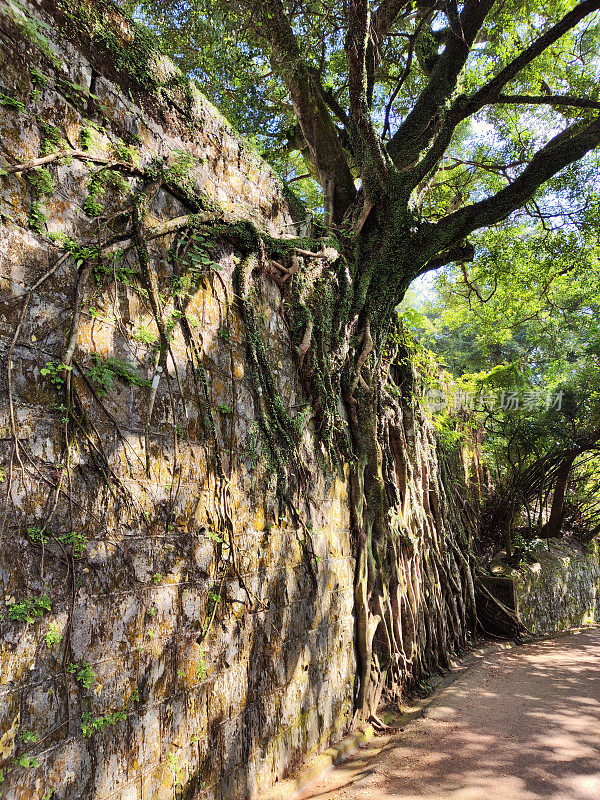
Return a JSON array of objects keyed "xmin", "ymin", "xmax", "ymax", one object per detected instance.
[
  {"xmin": 403, "ymin": 217, "xmax": 600, "ymax": 553},
  {"xmin": 126, "ymin": 1, "xmax": 600, "ymax": 245}
]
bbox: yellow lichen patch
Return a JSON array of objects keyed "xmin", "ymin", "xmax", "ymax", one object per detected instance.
[
  {"xmin": 211, "ymin": 377, "xmax": 229, "ymax": 406},
  {"xmin": 6, "ymin": 188, "xmax": 28, "ymax": 224},
  {"xmin": 73, "ymin": 374, "xmax": 94, "ymax": 414},
  {"xmin": 0, "ymin": 714, "xmax": 19, "ymax": 759},
  {"xmin": 228, "ymin": 312, "xmax": 244, "ymax": 343},
  {"xmin": 253, "ymin": 505, "xmax": 266, "ymax": 531},
  {"xmin": 233, "ymin": 359, "xmax": 244, "ymax": 380},
  {"xmin": 166, "ymin": 327, "xmax": 187, "ymax": 365},
  {"xmin": 1, "ymin": 123, "xmax": 39, "ymax": 164},
  {"xmin": 156, "ymin": 762, "xmax": 176, "ymax": 799},
  {"xmin": 64, "ymin": 120, "xmax": 83, "ymax": 149},
  {"xmin": 177, "ymin": 642, "xmax": 206, "ymax": 690},
  {"xmin": 77, "ymin": 317, "xmax": 113, "ymax": 357},
  {"xmin": 44, "ymin": 194, "xmax": 77, "ymax": 229},
  {"xmin": 186, "ymin": 283, "xmax": 221, "ymax": 330}
]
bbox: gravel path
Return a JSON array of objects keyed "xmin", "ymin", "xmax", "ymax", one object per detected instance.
[{"xmin": 299, "ymin": 627, "xmax": 600, "ymax": 800}]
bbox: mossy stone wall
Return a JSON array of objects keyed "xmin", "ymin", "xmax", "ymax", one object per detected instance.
[
  {"xmin": 515, "ymin": 543, "xmax": 600, "ymax": 634},
  {"xmin": 0, "ymin": 2, "xmax": 354, "ymax": 799}
]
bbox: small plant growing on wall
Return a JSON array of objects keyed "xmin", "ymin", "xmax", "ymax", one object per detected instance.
[
  {"xmin": 67, "ymin": 662, "xmax": 96, "ymax": 690},
  {"xmin": 0, "ymin": 91, "xmax": 25, "ymax": 112},
  {"xmin": 85, "ymin": 355, "xmax": 116, "ymax": 397},
  {"xmin": 45, "ymin": 621, "xmax": 62, "ymax": 647},
  {"xmin": 29, "ymin": 201, "xmax": 48, "ymax": 234},
  {"xmin": 80, "ymin": 710, "xmax": 127, "ymax": 738},
  {"xmin": 28, "ymin": 167, "xmax": 54, "ymax": 198},
  {"xmin": 7, "ymin": 595, "xmax": 51, "ymax": 624},
  {"xmin": 27, "ymin": 526, "xmax": 87, "ymax": 556},
  {"xmin": 27, "ymin": 526, "xmax": 49, "ymax": 545},
  {"xmin": 85, "ymin": 355, "xmax": 151, "ymax": 395},
  {"xmin": 207, "ymin": 590, "xmax": 221, "ymax": 616},
  {"xmin": 132, "ymin": 323, "xmax": 159, "ymax": 347},
  {"xmin": 40, "ymin": 361, "xmax": 72, "ymax": 389},
  {"xmin": 38, "ymin": 120, "xmax": 68, "ymax": 156},
  {"xmin": 57, "ymin": 530, "xmax": 87, "ymax": 556},
  {"xmin": 83, "ymin": 167, "xmax": 130, "ymax": 218},
  {"xmin": 29, "ymin": 67, "xmax": 49, "ymax": 103},
  {"xmin": 13, "ymin": 754, "xmax": 40, "ymax": 769}
]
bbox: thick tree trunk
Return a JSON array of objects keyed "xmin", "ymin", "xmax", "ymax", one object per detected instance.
[
  {"xmin": 343, "ymin": 318, "xmax": 475, "ymax": 722},
  {"xmin": 273, "ymin": 219, "xmax": 477, "ymax": 723},
  {"xmin": 540, "ymin": 455, "xmax": 576, "ymax": 539}
]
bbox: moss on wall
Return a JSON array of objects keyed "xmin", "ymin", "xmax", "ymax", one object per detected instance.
[{"xmin": 515, "ymin": 542, "xmax": 600, "ymax": 634}]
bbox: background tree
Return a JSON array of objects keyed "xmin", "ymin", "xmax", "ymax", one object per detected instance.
[
  {"xmin": 120, "ymin": 0, "xmax": 600, "ymax": 720},
  {"xmin": 405, "ymin": 218, "xmax": 600, "ymax": 558}
]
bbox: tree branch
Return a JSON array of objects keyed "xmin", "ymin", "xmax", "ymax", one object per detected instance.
[
  {"xmin": 433, "ymin": 115, "xmax": 600, "ymax": 249},
  {"xmin": 387, "ymin": 0, "xmax": 495, "ymax": 171},
  {"xmin": 465, "ymin": 0, "xmax": 600, "ymax": 115},
  {"xmin": 369, "ymin": 0, "xmax": 416, "ymax": 104},
  {"xmin": 403, "ymin": 0, "xmax": 600, "ymax": 190},
  {"xmin": 346, "ymin": 0, "xmax": 391, "ymax": 192},
  {"xmin": 246, "ymin": 0, "xmax": 356, "ymax": 224},
  {"xmin": 381, "ymin": 11, "xmax": 433, "ymax": 140},
  {"xmin": 321, "ymin": 86, "xmax": 351, "ymax": 128},
  {"xmin": 418, "ymin": 240, "xmax": 475, "ymax": 275},
  {"xmin": 372, "ymin": 0, "xmax": 414, "ymax": 43},
  {"xmin": 492, "ymin": 93, "xmax": 600, "ymax": 111}
]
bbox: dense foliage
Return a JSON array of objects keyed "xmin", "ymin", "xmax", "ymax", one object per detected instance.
[
  {"xmin": 405, "ymin": 218, "xmax": 600, "ymax": 552},
  {"xmin": 124, "ymin": 0, "xmax": 600, "ymax": 225}
]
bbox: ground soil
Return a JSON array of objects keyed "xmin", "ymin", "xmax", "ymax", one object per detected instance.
[{"xmin": 298, "ymin": 626, "xmax": 600, "ymax": 800}]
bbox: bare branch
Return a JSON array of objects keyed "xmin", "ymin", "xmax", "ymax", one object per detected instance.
[
  {"xmin": 286, "ymin": 172, "xmax": 311, "ymax": 183},
  {"xmin": 2, "ymin": 150, "xmax": 133, "ymax": 174}
]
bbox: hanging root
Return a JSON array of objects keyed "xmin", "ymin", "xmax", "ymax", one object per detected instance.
[
  {"xmin": 297, "ymin": 319, "xmax": 313, "ymax": 369},
  {"xmin": 349, "ymin": 318, "xmax": 374, "ymax": 395}
]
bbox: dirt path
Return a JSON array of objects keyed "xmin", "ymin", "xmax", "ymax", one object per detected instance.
[{"xmin": 299, "ymin": 626, "xmax": 600, "ymax": 800}]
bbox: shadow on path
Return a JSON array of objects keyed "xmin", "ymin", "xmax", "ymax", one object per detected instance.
[{"xmin": 300, "ymin": 626, "xmax": 600, "ymax": 800}]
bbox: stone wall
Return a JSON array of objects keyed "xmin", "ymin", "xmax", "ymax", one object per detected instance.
[
  {"xmin": 515, "ymin": 542, "xmax": 600, "ymax": 634},
  {"xmin": 0, "ymin": 2, "xmax": 355, "ymax": 798}
]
